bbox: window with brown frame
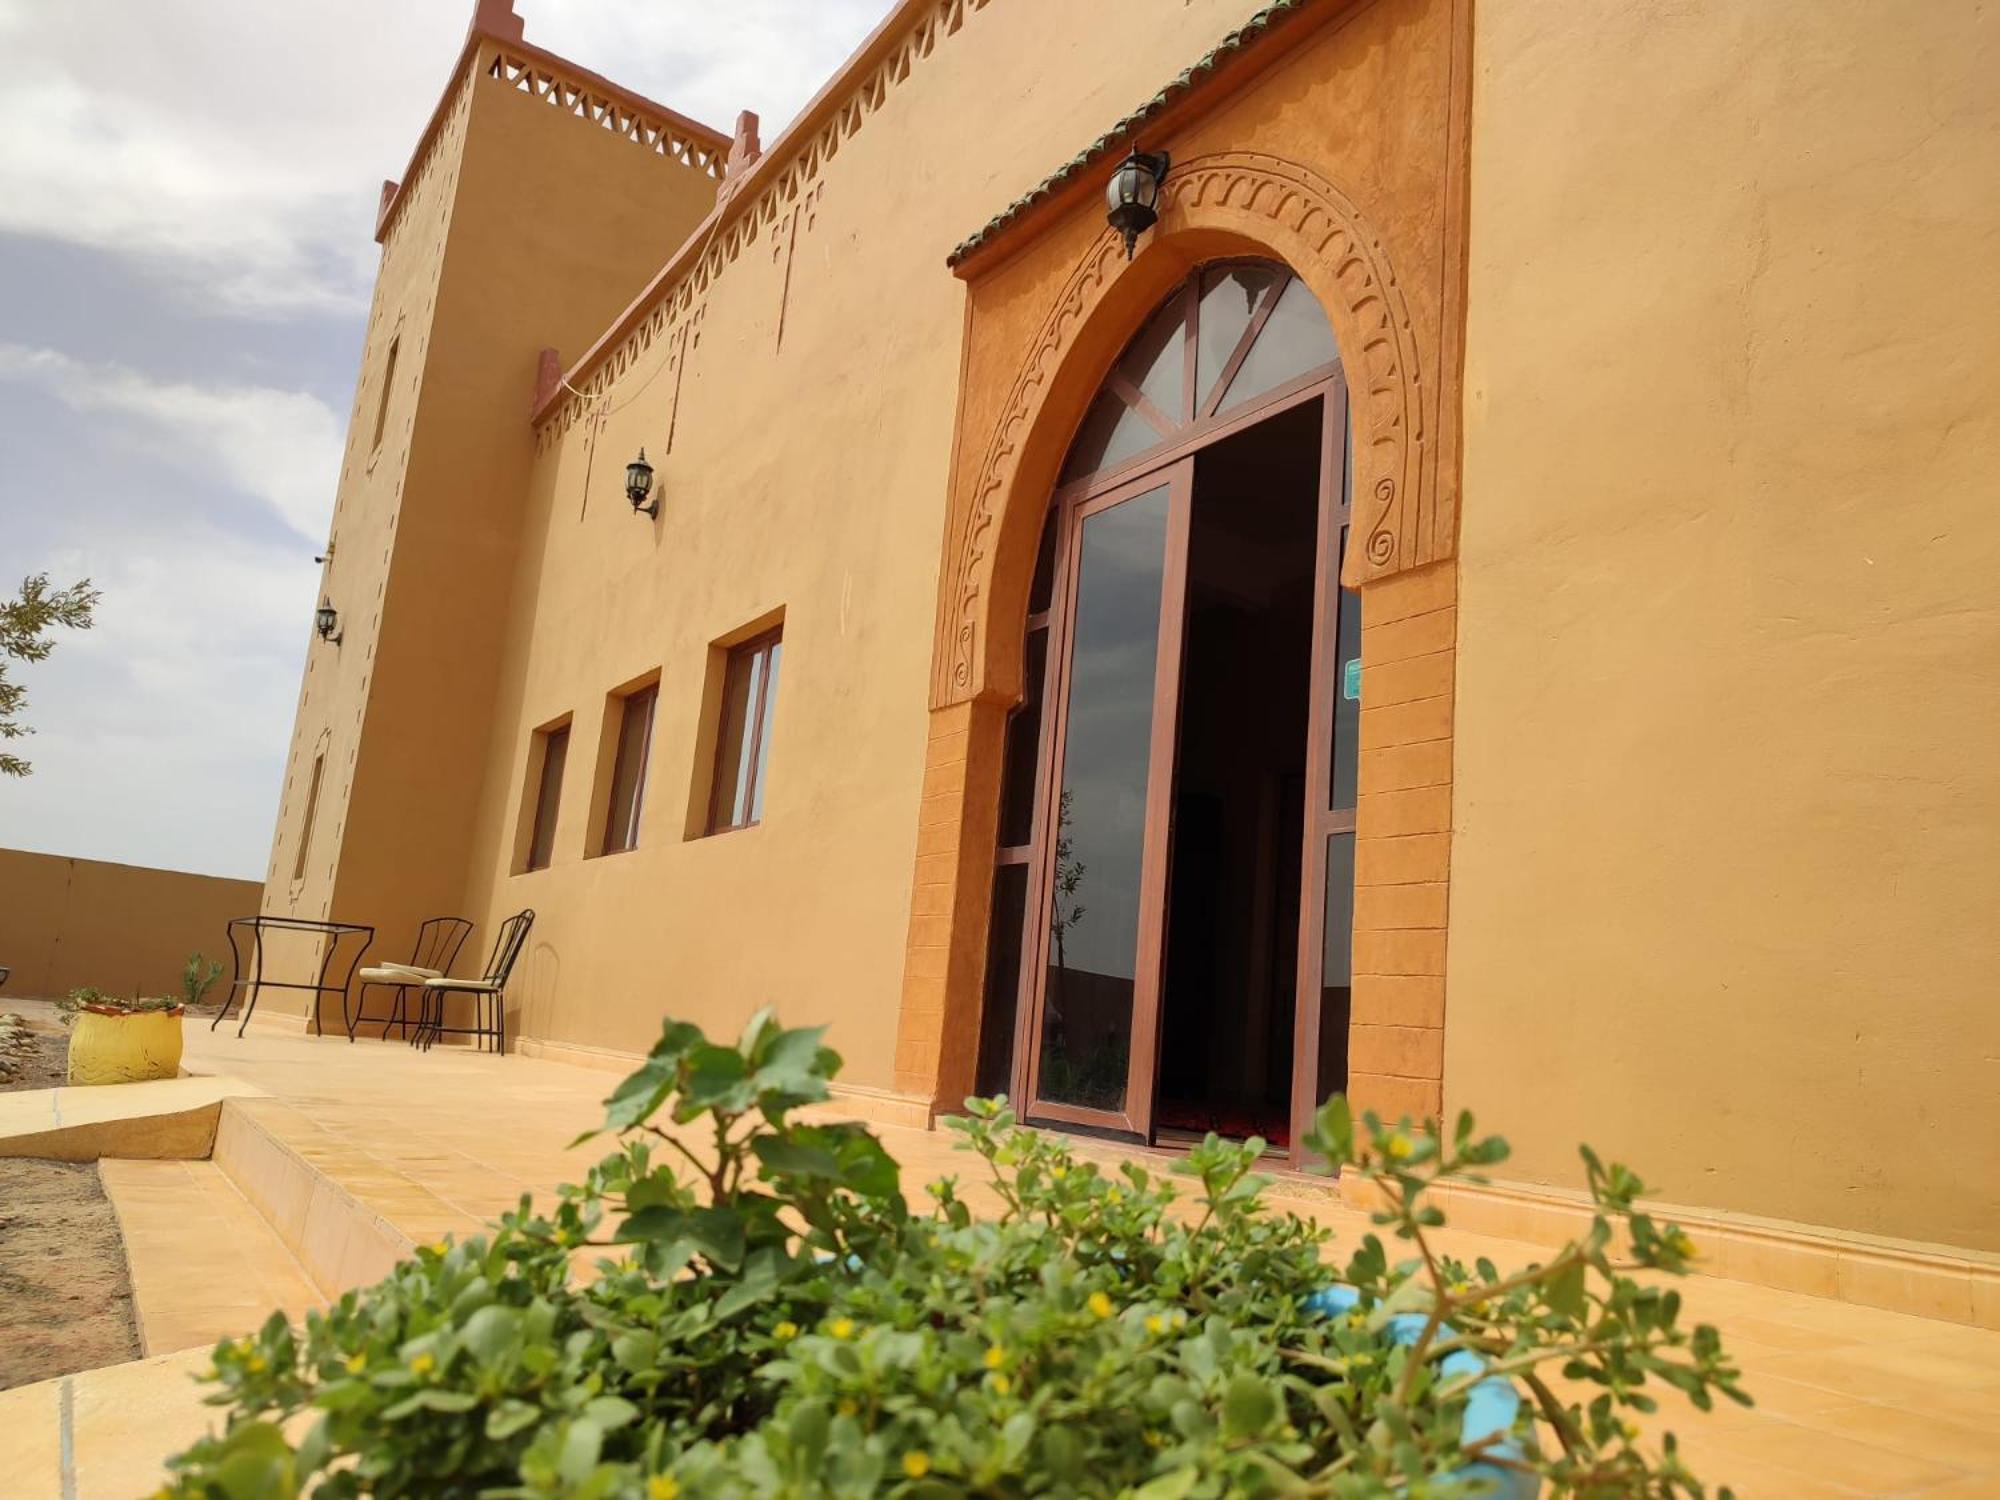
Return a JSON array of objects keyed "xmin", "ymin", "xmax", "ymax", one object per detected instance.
[
  {"xmin": 524, "ymin": 723, "xmax": 569, "ymax": 871},
  {"xmin": 599, "ymin": 684, "xmax": 657, "ymax": 855},
  {"xmin": 370, "ymin": 335, "xmax": 399, "ymax": 453},
  {"xmin": 706, "ymin": 630, "xmax": 782, "ymax": 834},
  {"xmin": 291, "ymin": 752, "xmax": 325, "ymax": 883}
]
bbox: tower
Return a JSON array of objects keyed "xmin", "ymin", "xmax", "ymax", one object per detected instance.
[{"xmin": 263, "ymin": 1, "xmax": 731, "ymax": 1016}]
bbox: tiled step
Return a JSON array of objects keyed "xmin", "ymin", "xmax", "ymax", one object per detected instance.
[
  {"xmin": 99, "ymin": 1158, "xmax": 321, "ymax": 1356},
  {"xmin": 209, "ymin": 1097, "xmax": 425, "ymax": 1296}
]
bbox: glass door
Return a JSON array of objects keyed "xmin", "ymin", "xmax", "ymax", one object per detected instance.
[
  {"xmin": 1289, "ymin": 372, "xmax": 1358, "ymax": 1163},
  {"xmin": 1015, "ymin": 460, "xmax": 1193, "ymax": 1138}
]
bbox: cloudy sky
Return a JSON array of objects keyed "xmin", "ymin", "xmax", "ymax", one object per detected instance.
[{"xmin": 0, "ymin": 0, "xmax": 887, "ymax": 878}]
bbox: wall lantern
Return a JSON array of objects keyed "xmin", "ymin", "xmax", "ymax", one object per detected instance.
[
  {"xmin": 1105, "ymin": 148, "xmax": 1171, "ymax": 259},
  {"xmin": 625, "ymin": 448, "xmax": 658, "ymax": 518},
  {"xmin": 314, "ymin": 600, "xmax": 342, "ymax": 645}
]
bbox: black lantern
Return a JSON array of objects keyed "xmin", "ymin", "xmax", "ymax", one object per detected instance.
[
  {"xmin": 1105, "ymin": 148, "xmax": 1170, "ymax": 259},
  {"xmin": 626, "ymin": 447, "xmax": 658, "ymax": 517},
  {"xmin": 314, "ymin": 600, "xmax": 342, "ymax": 645}
]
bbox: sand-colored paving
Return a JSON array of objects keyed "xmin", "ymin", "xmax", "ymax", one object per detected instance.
[{"xmin": 0, "ymin": 1016, "xmax": 1994, "ymax": 1495}]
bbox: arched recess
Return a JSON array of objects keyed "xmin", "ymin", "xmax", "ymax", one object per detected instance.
[{"xmin": 932, "ymin": 151, "xmax": 1435, "ymax": 715}]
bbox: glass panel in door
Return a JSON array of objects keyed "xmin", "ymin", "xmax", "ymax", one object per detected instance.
[{"xmin": 1035, "ymin": 480, "xmax": 1174, "ymax": 1122}]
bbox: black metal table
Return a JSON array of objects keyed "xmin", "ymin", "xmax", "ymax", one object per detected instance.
[{"xmin": 213, "ymin": 916, "xmax": 375, "ymax": 1038}]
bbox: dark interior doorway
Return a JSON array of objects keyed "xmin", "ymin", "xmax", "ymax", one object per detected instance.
[{"xmin": 1154, "ymin": 398, "xmax": 1322, "ymax": 1147}]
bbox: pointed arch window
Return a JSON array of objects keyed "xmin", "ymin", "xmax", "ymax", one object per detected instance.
[{"xmin": 1060, "ymin": 260, "xmax": 1338, "ymax": 486}]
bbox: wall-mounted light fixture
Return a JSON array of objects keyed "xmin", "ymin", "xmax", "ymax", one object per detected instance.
[
  {"xmin": 1105, "ymin": 148, "xmax": 1171, "ymax": 259},
  {"xmin": 314, "ymin": 600, "xmax": 342, "ymax": 645},
  {"xmin": 626, "ymin": 448, "xmax": 658, "ymax": 518}
]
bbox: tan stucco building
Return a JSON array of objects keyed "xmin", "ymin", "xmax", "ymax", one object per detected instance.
[{"xmin": 264, "ymin": 0, "xmax": 2000, "ymax": 1308}]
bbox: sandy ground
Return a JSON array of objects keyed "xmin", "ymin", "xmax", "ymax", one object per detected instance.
[
  {"xmin": 0, "ymin": 1022, "xmax": 67, "ymax": 1093},
  {"xmin": 0, "ymin": 1157, "xmax": 142, "ymax": 1390}
]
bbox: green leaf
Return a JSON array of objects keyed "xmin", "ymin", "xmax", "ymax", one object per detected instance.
[
  {"xmin": 601, "ymin": 1058, "xmax": 675, "ymax": 1133},
  {"xmin": 1222, "ymin": 1372, "xmax": 1279, "ymax": 1440},
  {"xmin": 487, "ymin": 1400, "xmax": 542, "ymax": 1441},
  {"xmin": 1134, "ymin": 1467, "xmax": 1200, "ymax": 1500},
  {"xmin": 460, "ymin": 1304, "xmax": 519, "ymax": 1367},
  {"xmin": 679, "ymin": 1044, "xmax": 755, "ymax": 1116},
  {"xmin": 753, "ymin": 1136, "xmax": 842, "ymax": 1179},
  {"xmin": 556, "ymin": 1419, "xmax": 604, "ymax": 1486},
  {"xmin": 583, "ymin": 1395, "xmax": 639, "ymax": 1430},
  {"xmin": 1548, "ymin": 1258, "xmax": 1588, "ymax": 1320}
]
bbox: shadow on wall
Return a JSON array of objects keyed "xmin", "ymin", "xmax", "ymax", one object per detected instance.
[{"xmin": 513, "ymin": 940, "xmax": 561, "ymax": 1049}]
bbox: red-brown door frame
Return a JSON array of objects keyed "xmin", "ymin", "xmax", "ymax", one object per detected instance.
[
  {"xmin": 1288, "ymin": 369, "xmax": 1354, "ymax": 1166},
  {"xmin": 999, "ymin": 270, "xmax": 1355, "ymax": 1149},
  {"xmin": 1012, "ymin": 459, "xmax": 1193, "ymax": 1139}
]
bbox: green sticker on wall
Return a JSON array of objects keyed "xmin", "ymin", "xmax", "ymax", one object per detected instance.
[{"xmin": 1342, "ymin": 657, "xmax": 1361, "ymax": 701}]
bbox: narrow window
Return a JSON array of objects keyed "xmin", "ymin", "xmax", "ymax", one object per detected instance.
[
  {"xmin": 600, "ymin": 684, "xmax": 658, "ymax": 854},
  {"xmin": 525, "ymin": 724, "xmax": 570, "ymax": 871},
  {"xmin": 707, "ymin": 630, "xmax": 783, "ymax": 834},
  {"xmin": 371, "ymin": 335, "xmax": 399, "ymax": 452},
  {"xmin": 291, "ymin": 753, "xmax": 325, "ymax": 882}
]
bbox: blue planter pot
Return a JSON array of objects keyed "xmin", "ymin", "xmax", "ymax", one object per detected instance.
[{"xmin": 1304, "ymin": 1285, "xmax": 1536, "ymax": 1498}]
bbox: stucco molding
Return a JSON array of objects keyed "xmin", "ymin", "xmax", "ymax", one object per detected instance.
[{"xmin": 934, "ymin": 149, "xmax": 1436, "ymax": 709}]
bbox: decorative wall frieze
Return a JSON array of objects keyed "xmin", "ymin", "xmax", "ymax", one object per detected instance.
[
  {"xmin": 534, "ymin": 0, "xmax": 1000, "ymax": 438},
  {"xmin": 934, "ymin": 150, "xmax": 1437, "ymax": 708},
  {"xmin": 485, "ymin": 51, "xmax": 725, "ymax": 177}
]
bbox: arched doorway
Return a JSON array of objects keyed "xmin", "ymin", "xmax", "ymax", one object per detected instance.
[{"xmin": 973, "ymin": 259, "xmax": 1359, "ymax": 1152}]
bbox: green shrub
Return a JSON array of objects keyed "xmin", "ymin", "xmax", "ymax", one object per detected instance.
[
  {"xmin": 162, "ymin": 1012, "xmax": 1747, "ymax": 1498},
  {"xmin": 55, "ymin": 985, "xmax": 185, "ymax": 1023},
  {"xmin": 184, "ymin": 952, "xmax": 226, "ymax": 1010}
]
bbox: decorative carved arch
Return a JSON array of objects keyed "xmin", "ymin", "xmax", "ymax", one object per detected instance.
[{"xmin": 933, "ymin": 150, "xmax": 1438, "ymax": 710}]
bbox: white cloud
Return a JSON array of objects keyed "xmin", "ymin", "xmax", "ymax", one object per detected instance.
[
  {"xmin": 0, "ymin": 345, "xmax": 341, "ymax": 543},
  {"xmin": 0, "ymin": 73, "xmax": 374, "ymax": 317},
  {"xmin": 0, "ymin": 0, "xmax": 893, "ymax": 878},
  {"xmin": 0, "ymin": 1, "xmax": 892, "ymax": 319},
  {"xmin": 1, "ymin": 523, "xmax": 313, "ymax": 878},
  {"xmin": 518, "ymin": 1, "xmax": 893, "ymax": 137}
]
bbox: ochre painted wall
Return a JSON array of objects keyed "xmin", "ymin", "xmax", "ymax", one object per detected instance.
[
  {"xmin": 261, "ymin": 38, "xmax": 726, "ymax": 1018},
  {"xmin": 453, "ymin": 0, "xmax": 1275, "ymax": 1084},
  {"xmin": 0, "ymin": 848, "xmax": 258, "ymax": 1001},
  {"xmin": 1448, "ymin": 0, "xmax": 2000, "ymax": 1252}
]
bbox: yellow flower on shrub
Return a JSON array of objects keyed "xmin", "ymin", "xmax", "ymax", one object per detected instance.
[
  {"xmin": 343, "ymin": 1352, "xmax": 366, "ymax": 1375},
  {"xmin": 983, "ymin": 1344, "xmax": 1006, "ymax": 1369},
  {"xmin": 1087, "ymin": 1291, "xmax": 1114, "ymax": 1319},
  {"xmin": 903, "ymin": 1451, "xmax": 932, "ymax": 1479},
  {"xmin": 648, "ymin": 1476, "xmax": 681, "ymax": 1500},
  {"xmin": 1385, "ymin": 1133, "xmax": 1413, "ymax": 1161},
  {"xmin": 828, "ymin": 1316, "xmax": 857, "ymax": 1340},
  {"xmin": 988, "ymin": 1373, "xmax": 1013, "ymax": 1396},
  {"xmin": 409, "ymin": 1351, "xmax": 436, "ymax": 1376},
  {"xmin": 774, "ymin": 1320, "xmax": 799, "ymax": 1340}
]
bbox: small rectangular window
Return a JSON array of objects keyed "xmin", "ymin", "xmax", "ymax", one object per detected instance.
[
  {"xmin": 525, "ymin": 724, "xmax": 569, "ymax": 871},
  {"xmin": 371, "ymin": 335, "xmax": 399, "ymax": 452},
  {"xmin": 600, "ymin": 684, "xmax": 658, "ymax": 854},
  {"xmin": 292, "ymin": 753, "xmax": 326, "ymax": 882},
  {"xmin": 707, "ymin": 630, "xmax": 782, "ymax": 834}
]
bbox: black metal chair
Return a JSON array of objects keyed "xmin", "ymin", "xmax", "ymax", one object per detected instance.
[
  {"xmin": 346, "ymin": 916, "xmax": 474, "ymax": 1043},
  {"xmin": 414, "ymin": 910, "xmax": 533, "ymax": 1055}
]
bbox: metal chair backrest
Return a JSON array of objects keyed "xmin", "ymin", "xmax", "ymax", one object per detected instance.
[
  {"xmin": 482, "ymin": 909, "xmax": 535, "ymax": 986},
  {"xmin": 410, "ymin": 916, "xmax": 474, "ymax": 977}
]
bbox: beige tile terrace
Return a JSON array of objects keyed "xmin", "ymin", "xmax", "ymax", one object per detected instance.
[{"xmin": 2, "ymin": 1016, "xmax": 1992, "ymax": 1497}]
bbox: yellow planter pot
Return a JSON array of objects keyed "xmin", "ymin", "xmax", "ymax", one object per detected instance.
[{"xmin": 67, "ymin": 1007, "xmax": 185, "ymax": 1085}]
